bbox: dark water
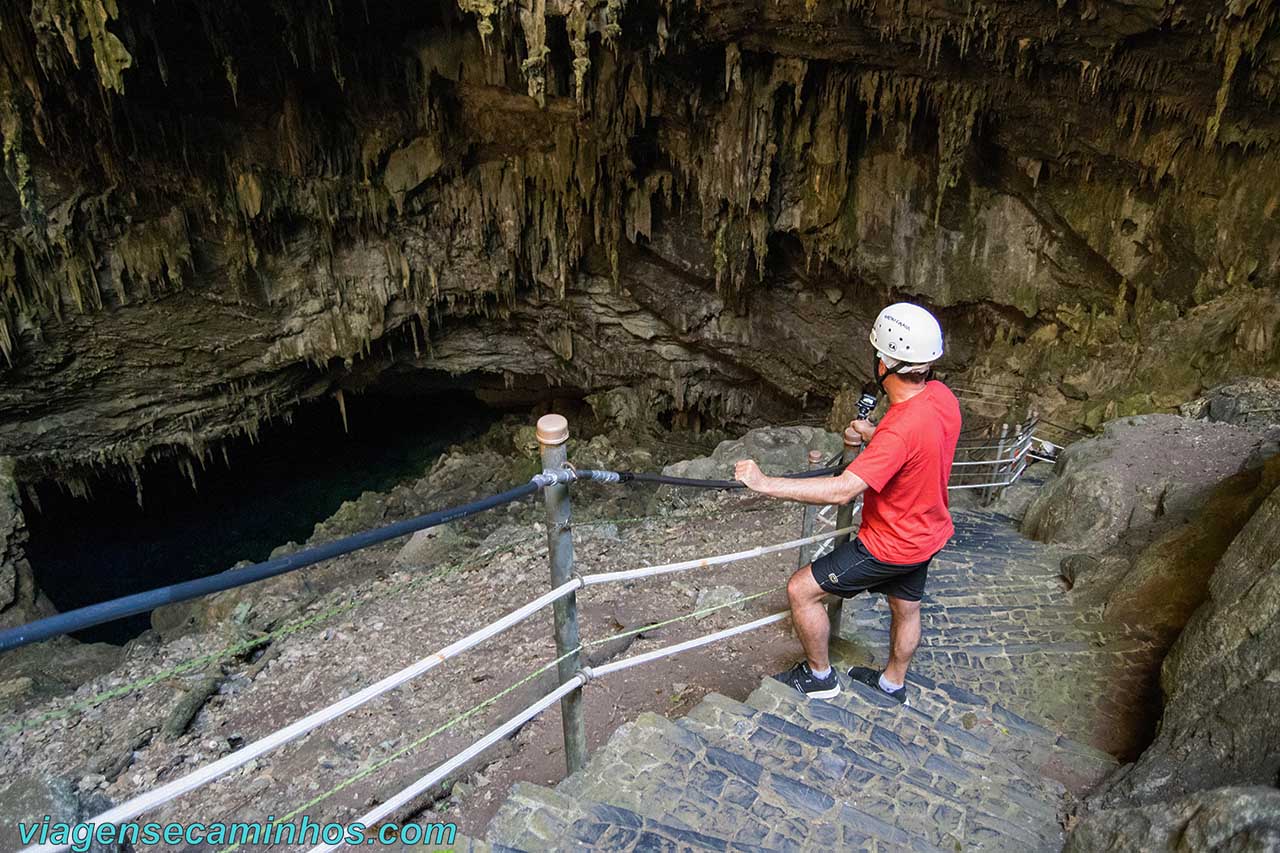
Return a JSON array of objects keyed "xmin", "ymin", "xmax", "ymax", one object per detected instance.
[{"xmin": 22, "ymin": 391, "xmax": 501, "ymax": 644}]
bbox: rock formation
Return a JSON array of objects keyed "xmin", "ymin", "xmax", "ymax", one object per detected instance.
[
  {"xmin": 1092, "ymin": 473, "xmax": 1280, "ymax": 807},
  {"xmin": 1024, "ymin": 412, "xmax": 1280, "ymax": 845},
  {"xmin": 1022, "ymin": 415, "xmax": 1280, "ymax": 632},
  {"xmin": 0, "ymin": 0, "xmax": 1276, "ymax": 493},
  {"xmin": 1067, "ymin": 787, "xmax": 1280, "ymax": 852},
  {"xmin": 0, "ymin": 456, "xmax": 46, "ymax": 629}
]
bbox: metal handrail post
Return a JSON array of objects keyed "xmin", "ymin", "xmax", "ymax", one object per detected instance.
[
  {"xmin": 1001, "ymin": 417, "xmax": 1026, "ymax": 503},
  {"xmin": 827, "ymin": 428, "xmax": 862, "ymax": 636},
  {"xmin": 986, "ymin": 423, "xmax": 1009, "ymax": 506},
  {"xmin": 798, "ymin": 450, "xmax": 824, "ymax": 568},
  {"xmin": 536, "ymin": 414, "xmax": 588, "ymax": 774}
]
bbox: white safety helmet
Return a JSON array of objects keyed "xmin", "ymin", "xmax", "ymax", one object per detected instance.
[{"xmin": 870, "ymin": 303, "xmax": 944, "ymax": 373}]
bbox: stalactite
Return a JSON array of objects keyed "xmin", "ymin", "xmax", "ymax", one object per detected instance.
[
  {"xmin": 0, "ymin": 0, "xmax": 1274, "ymax": 476},
  {"xmin": 517, "ymin": 0, "xmax": 549, "ymax": 107},
  {"xmin": 567, "ymin": 2, "xmax": 591, "ymax": 103},
  {"xmin": 933, "ymin": 83, "xmax": 983, "ymax": 223}
]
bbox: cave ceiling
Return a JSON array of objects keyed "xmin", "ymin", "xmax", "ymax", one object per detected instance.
[{"xmin": 0, "ymin": 0, "xmax": 1276, "ymax": 481}]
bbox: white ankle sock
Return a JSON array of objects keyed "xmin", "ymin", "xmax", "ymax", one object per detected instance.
[
  {"xmin": 878, "ymin": 673, "xmax": 904, "ymax": 692},
  {"xmin": 810, "ymin": 665, "xmax": 833, "ymax": 680}
]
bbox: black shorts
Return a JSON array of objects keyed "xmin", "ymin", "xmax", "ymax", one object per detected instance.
[{"xmin": 811, "ymin": 537, "xmax": 932, "ymax": 602}]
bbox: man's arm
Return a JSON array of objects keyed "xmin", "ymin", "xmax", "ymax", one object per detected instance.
[{"xmin": 733, "ymin": 460, "xmax": 869, "ymax": 506}]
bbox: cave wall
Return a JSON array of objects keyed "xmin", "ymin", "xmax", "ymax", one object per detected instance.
[
  {"xmin": 0, "ymin": 0, "xmax": 1278, "ymax": 482},
  {"xmin": 0, "ymin": 456, "xmax": 44, "ymax": 628}
]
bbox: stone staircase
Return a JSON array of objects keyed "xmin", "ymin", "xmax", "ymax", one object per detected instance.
[
  {"xmin": 847, "ymin": 511, "xmax": 1163, "ymax": 760},
  {"xmin": 472, "ymin": 509, "xmax": 1156, "ymax": 852}
]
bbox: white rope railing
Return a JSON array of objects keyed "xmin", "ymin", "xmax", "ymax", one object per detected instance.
[
  {"xmin": 585, "ymin": 610, "xmax": 790, "ymax": 679},
  {"xmin": 17, "ymin": 578, "xmax": 584, "ymax": 853},
  {"xmin": 20, "ymin": 524, "xmax": 841, "ymax": 853},
  {"xmin": 948, "ymin": 456, "xmax": 1031, "ymax": 490},
  {"xmin": 579, "ymin": 524, "xmax": 859, "ymax": 587},
  {"xmin": 306, "ymin": 675, "xmax": 588, "ymax": 853},
  {"xmin": 306, "ymin": 610, "xmax": 792, "ymax": 853}
]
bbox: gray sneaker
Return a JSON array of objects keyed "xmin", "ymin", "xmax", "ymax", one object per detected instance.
[
  {"xmin": 847, "ymin": 666, "xmax": 909, "ymax": 705},
  {"xmin": 773, "ymin": 661, "xmax": 841, "ymax": 699}
]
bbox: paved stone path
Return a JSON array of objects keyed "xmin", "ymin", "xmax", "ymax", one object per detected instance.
[{"xmin": 463, "ymin": 509, "xmax": 1155, "ymax": 851}]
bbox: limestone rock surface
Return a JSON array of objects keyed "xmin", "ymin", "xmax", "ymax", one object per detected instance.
[
  {"xmin": 1022, "ymin": 415, "xmax": 1269, "ymax": 554},
  {"xmin": 1068, "ymin": 787, "xmax": 1280, "ymax": 852},
  {"xmin": 1092, "ymin": 480, "xmax": 1280, "ymax": 807},
  {"xmin": 0, "ymin": 457, "xmax": 50, "ymax": 630},
  {"xmin": 661, "ymin": 426, "xmax": 842, "ymax": 481},
  {"xmin": 1180, "ymin": 378, "xmax": 1280, "ymax": 429},
  {"xmin": 0, "ymin": 0, "xmax": 1277, "ymax": 490},
  {"xmin": 0, "ymin": 772, "xmax": 122, "ymax": 853}
]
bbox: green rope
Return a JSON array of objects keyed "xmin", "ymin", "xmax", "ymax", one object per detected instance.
[
  {"xmin": 215, "ymin": 646, "xmax": 583, "ymax": 853},
  {"xmin": 1, "ymin": 560, "xmax": 471, "ymax": 738},
  {"xmin": 0, "ymin": 596, "xmax": 359, "ymax": 738},
  {"xmin": 222, "ymin": 583, "xmax": 789, "ymax": 846},
  {"xmin": 582, "ymin": 585, "xmax": 785, "ymax": 648}
]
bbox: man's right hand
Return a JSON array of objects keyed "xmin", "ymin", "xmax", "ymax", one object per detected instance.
[
  {"xmin": 734, "ymin": 459, "xmax": 767, "ymax": 491},
  {"xmin": 849, "ymin": 419, "xmax": 876, "ymax": 443}
]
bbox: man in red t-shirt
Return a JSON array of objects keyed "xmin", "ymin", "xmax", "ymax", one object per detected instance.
[{"xmin": 735, "ymin": 303, "xmax": 961, "ymax": 704}]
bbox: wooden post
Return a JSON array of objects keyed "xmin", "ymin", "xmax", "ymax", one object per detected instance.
[
  {"xmin": 798, "ymin": 449, "xmax": 824, "ymax": 568},
  {"xmin": 827, "ymin": 428, "xmax": 862, "ymax": 637},
  {"xmin": 536, "ymin": 414, "xmax": 587, "ymax": 775}
]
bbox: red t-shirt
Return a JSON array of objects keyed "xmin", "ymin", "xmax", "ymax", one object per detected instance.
[{"xmin": 847, "ymin": 381, "xmax": 961, "ymax": 564}]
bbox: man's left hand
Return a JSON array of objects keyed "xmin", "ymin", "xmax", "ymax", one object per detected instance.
[{"xmin": 734, "ymin": 459, "xmax": 766, "ymax": 490}]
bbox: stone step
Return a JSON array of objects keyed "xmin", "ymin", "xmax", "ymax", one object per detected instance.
[
  {"xmin": 678, "ymin": 692, "xmax": 1063, "ymax": 851},
  {"xmin": 905, "ymin": 643, "xmax": 1158, "ymax": 690},
  {"xmin": 756, "ymin": 666, "xmax": 1114, "ymax": 795},
  {"xmin": 855, "ymin": 623, "xmax": 1144, "ymax": 649},
  {"xmin": 938, "ymin": 535, "xmax": 1054, "ymax": 548},
  {"xmin": 917, "ymin": 592, "xmax": 1092, "ymax": 609},
  {"xmin": 922, "ymin": 579, "xmax": 1068, "ymax": 596},
  {"xmin": 851, "ymin": 609, "xmax": 1113, "ymax": 632},
  {"xmin": 892, "ymin": 671, "xmax": 1119, "ymax": 792},
  {"xmin": 747, "ymin": 677, "xmax": 1070, "ymax": 814},
  {"xmin": 488, "ymin": 781, "xmax": 759, "ymax": 852},
  {"xmin": 845, "ymin": 596, "xmax": 1105, "ymax": 622},
  {"xmin": 907, "ymin": 640, "xmax": 1158, "ymax": 665},
  {"xmin": 893, "ymin": 638, "xmax": 1157, "ymax": 660},
  {"xmin": 558, "ymin": 712, "xmax": 947, "ymax": 852},
  {"xmin": 899, "ymin": 659, "xmax": 1140, "ymax": 752}
]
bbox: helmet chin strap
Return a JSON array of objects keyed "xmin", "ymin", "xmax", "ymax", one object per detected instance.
[
  {"xmin": 873, "ymin": 353, "xmax": 909, "ymax": 396},
  {"xmin": 872, "ymin": 354, "xmax": 933, "ymax": 397}
]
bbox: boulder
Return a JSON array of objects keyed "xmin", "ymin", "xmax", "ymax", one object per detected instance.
[
  {"xmin": 693, "ymin": 585, "xmax": 746, "ymax": 618},
  {"xmin": 1163, "ymin": 479, "xmax": 1280, "ymax": 696},
  {"xmin": 1092, "ymin": 479, "xmax": 1280, "ymax": 807},
  {"xmin": 1067, "ymin": 787, "xmax": 1280, "ymax": 852},
  {"xmin": 661, "ymin": 426, "xmax": 842, "ymax": 481},
  {"xmin": 1102, "ymin": 454, "xmax": 1280, "ymax": 631},
  {"xmin": 393, "ymin": 523, "xmax": 470, "ymax": 568},
  {"xmin": 1022, "ymin": 414, "xmax": 1270, "ymax": 554}
]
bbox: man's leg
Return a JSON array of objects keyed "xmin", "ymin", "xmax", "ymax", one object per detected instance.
[
  {"xmin": 787, "ymin": 565, "xmax": 833, "ymax": 673},
  {"xmin": 883, "ymin": 594, "xmax": 922, "ymax": 685}
]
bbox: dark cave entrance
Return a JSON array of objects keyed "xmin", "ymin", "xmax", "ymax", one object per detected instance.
[{"xmin": 21, "ymin": 388, "xmax": 505, "ymax": 645}]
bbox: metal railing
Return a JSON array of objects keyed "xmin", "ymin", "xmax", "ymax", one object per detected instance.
[{"xmin": 11, "ymin": 412, "xmax": 1048, "ymax": 853}]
